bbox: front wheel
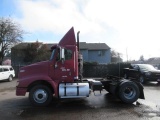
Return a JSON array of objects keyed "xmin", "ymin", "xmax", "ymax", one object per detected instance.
[
  {"xmin": 8, "ymin": 75, "xmax": 13, "ymax": 82},
  {"xmin": 139, "ymin": 76, "xmax": 145, "ymax": 84},
  {"xmin": 118, "ymin": 82, "xmax": 140, "ymax": 104},
  {"xmin": 29, "ymin": 85, "xmax": 53, "ymax": 106}
]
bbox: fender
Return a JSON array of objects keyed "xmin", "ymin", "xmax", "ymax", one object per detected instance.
[{"xmin": 17, "ymin": 75, "xmax": 59, "ymax": 97}]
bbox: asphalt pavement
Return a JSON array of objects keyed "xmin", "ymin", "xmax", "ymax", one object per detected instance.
[{"xmin": 0, "ymin": 79, "xmax": 160, "ymax": 120}]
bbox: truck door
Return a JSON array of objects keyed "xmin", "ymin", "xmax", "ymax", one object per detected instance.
[
  {"xmin": 49, "ymin": 48, "xmax": 63, "ymax": 82},
  {"xmin": 49, "ymin": 48, "xmax": 75, "ymax": 82},
  {"xmin": 61, "ymin": 48, "xmax": 74, "ymax": 82},
  {"xmin": 49, "ymin": 48, "xmax": 74, "ymax": 82}
]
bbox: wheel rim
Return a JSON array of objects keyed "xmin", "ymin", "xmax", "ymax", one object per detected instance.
[
  {"xmin": 33, "ymin": 89, "xmax": 48, "ymax": 103},
  {"xmin": 123, "ymin": 86, "xmax": 136, "ymax": 99},
  {"xmin": 139, "ymin": 76, "xmax": 144, "ymax": 83}
]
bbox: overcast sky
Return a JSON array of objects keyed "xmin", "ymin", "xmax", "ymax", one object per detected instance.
[{"xmin": 1, "ymin": 0, "xmax": 160, "ymax": 61}]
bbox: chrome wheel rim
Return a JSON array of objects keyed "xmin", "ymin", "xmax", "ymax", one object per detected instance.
[
  {"xmin": 123, "ymin": 86, "xmax": 136, "ymax": 99},
  {"xmin": 33, "ymin": 89, "xmax": 48, "ymax": 103}
]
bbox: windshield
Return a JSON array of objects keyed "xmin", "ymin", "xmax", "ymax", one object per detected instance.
[
  {"xmin": 138, "ymin": 64, "xmax": 156, "ymax": 71},
  {"xmin": 50, "ymin": 49, "xmax": 56, "ymax": 60}
]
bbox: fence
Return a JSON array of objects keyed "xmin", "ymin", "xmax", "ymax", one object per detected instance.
[
  {"xmin": 83, "ymin": 63, "xmax": 130, "ymax": 78},
  {"xmin": 13, "ymin": 62, "xmax": 131, "ymax": 78},
  {"xmin": 83, "ymin": 64, "xmax": 108, "ymax": 78},
  {"xmin": 12, "ymin": 65, "xmax": 24, "ymax": 78}
]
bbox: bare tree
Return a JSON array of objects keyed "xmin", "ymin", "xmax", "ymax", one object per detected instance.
[
  {"xmin": 139, "ymin": 55, "xmax": 144, "ymax": 61},
  {"xmin": 111, "ymin": 49, "xmax": 123, "ymax": 63},
  {"xmin": 0, "ymin": 17, "xmax": 23, "ymax": 65}
]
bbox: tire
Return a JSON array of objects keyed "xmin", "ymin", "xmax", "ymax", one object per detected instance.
[
  {"xmin": 8, "ymin": 75, "xmax": 13, "ymax": 82},
  {"xmin": 29, "ymin": 85, "xmax": 53, "ymax": 106},
  {"xmin": 139, "ymin": 76, "xmax": 145, "ymax": 84},
  {"xmin": 118, "ymin": 82, "xmax": 140, "ymax": 104}
]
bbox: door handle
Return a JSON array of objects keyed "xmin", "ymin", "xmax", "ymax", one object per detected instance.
[{"xmin": 54, "ymin": 61, "xmax": 58, "ymax": 68}]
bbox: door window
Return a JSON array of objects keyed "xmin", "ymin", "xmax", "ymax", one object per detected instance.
[{"xmin": 64, "ymin": 49, "xmax": 72, "ymax": 60}]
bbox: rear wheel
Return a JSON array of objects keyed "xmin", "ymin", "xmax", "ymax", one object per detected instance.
[
  {"xmin": 29, "ymin": 85, "xmax": 53, "ymax": 106},
  {"xmin": 118, "ymin": 82, "xmax": 140, "ymax": 104}
]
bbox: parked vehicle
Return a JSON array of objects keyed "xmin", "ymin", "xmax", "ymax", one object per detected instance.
[
  {"xmin": 124, "ymin": 64, "xmax": 160, "ymax": 84},
  {"xmin": 16, "ymin": 27, "xmax": 144, "ymax": 106},
  {"xmin": 0, "ymin": 66, "xmax": 15, "ymax": 82}
]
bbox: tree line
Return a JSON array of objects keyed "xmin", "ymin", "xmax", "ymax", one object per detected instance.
[{"xmin": 0, "ymin": 18, "xmax": 51, "ymax": 65}]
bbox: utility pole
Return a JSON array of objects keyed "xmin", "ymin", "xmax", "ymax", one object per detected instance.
[
  {"xmin": 118, "ymin": 53, "xmax": 120, "ymax": 79},
  {"xmin": 126, "ymin": 48, "xmax": 128, "ymax": 62}
]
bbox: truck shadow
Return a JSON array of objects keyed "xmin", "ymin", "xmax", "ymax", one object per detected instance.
[{"xmin": 16, "ymin": 93, "xmax": 137, "ymax": 117}]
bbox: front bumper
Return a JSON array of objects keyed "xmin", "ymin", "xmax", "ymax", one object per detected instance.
[{"xmin": 16, "ymin": 87, "xmax": 27, "ymax": 96}]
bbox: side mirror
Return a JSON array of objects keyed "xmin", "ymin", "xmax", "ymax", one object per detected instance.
[
  {"xmin": 60, "ymin": 48, "xmax": 65, "ymax": 63},
  {"xmin": 61, "ymin": 48, "xmax": 64, "ymax": 60}
]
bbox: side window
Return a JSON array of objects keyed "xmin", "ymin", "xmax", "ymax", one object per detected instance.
[
  {"xmin": 133, "ymin": 65, "xmax": 139, "ymax": 70},
  {"xmin": 3, "ymin": 68, "xmax": 9, "ymax": 72},
  {"xmin": 56, "ymin": 48, "xmax": 60, "ymax": 61},
  {"xmin": 98, "ymin": 51, "xmax": 105, "ymax": 56},
  {"xmin": 0, "ymin": 68, "xmax": 2, "ymax": 72},
  {"xmin": 64, "ymin": 49, "xmax": 72, "ymax": 60}
]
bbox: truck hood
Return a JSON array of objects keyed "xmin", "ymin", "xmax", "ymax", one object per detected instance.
[{"xmin": 19, "ymin": 61, "xmax": 49, "ymax": 79}]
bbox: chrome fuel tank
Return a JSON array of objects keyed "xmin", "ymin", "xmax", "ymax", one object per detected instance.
[{"xmin": 59, "ymin": 83, "xmax": 89, "ymax": 98}]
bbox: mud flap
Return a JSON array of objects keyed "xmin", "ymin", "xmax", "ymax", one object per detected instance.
[{"xmin": 135, "ymin": 82, "xmax": 145, "ymax": 99}]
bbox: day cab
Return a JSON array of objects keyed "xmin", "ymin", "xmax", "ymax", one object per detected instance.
[
  {"xmin": 16, "ymin": 27, "xmax": 144, "ymax": 106},
  {"xmin": 16, "ymin": 27, "xmax": 82, "ymax": 106}
]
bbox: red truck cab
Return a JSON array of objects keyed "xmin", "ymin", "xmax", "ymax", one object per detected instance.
[{"xmin": 16, "ymin": 27, "xmax": 84, "ymax": 106}]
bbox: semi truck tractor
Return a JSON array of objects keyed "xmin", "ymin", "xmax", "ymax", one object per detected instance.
[{"xmin": 16, "ymin": 27, "xmax": 144, "ymax": 106}]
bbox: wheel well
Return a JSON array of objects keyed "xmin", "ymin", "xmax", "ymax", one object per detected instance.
[
  {"xmin": 27, "ymin": 80, "xmax": 54, "ymax": 93},
  {"xmin": 9, "ymin": 74, "xmax": 13, "ymax": 77}
]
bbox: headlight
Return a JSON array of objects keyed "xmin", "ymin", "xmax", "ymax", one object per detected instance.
[{"xmin": 145, "ymin": 72, "xmax": 151, "ymax": 76}]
